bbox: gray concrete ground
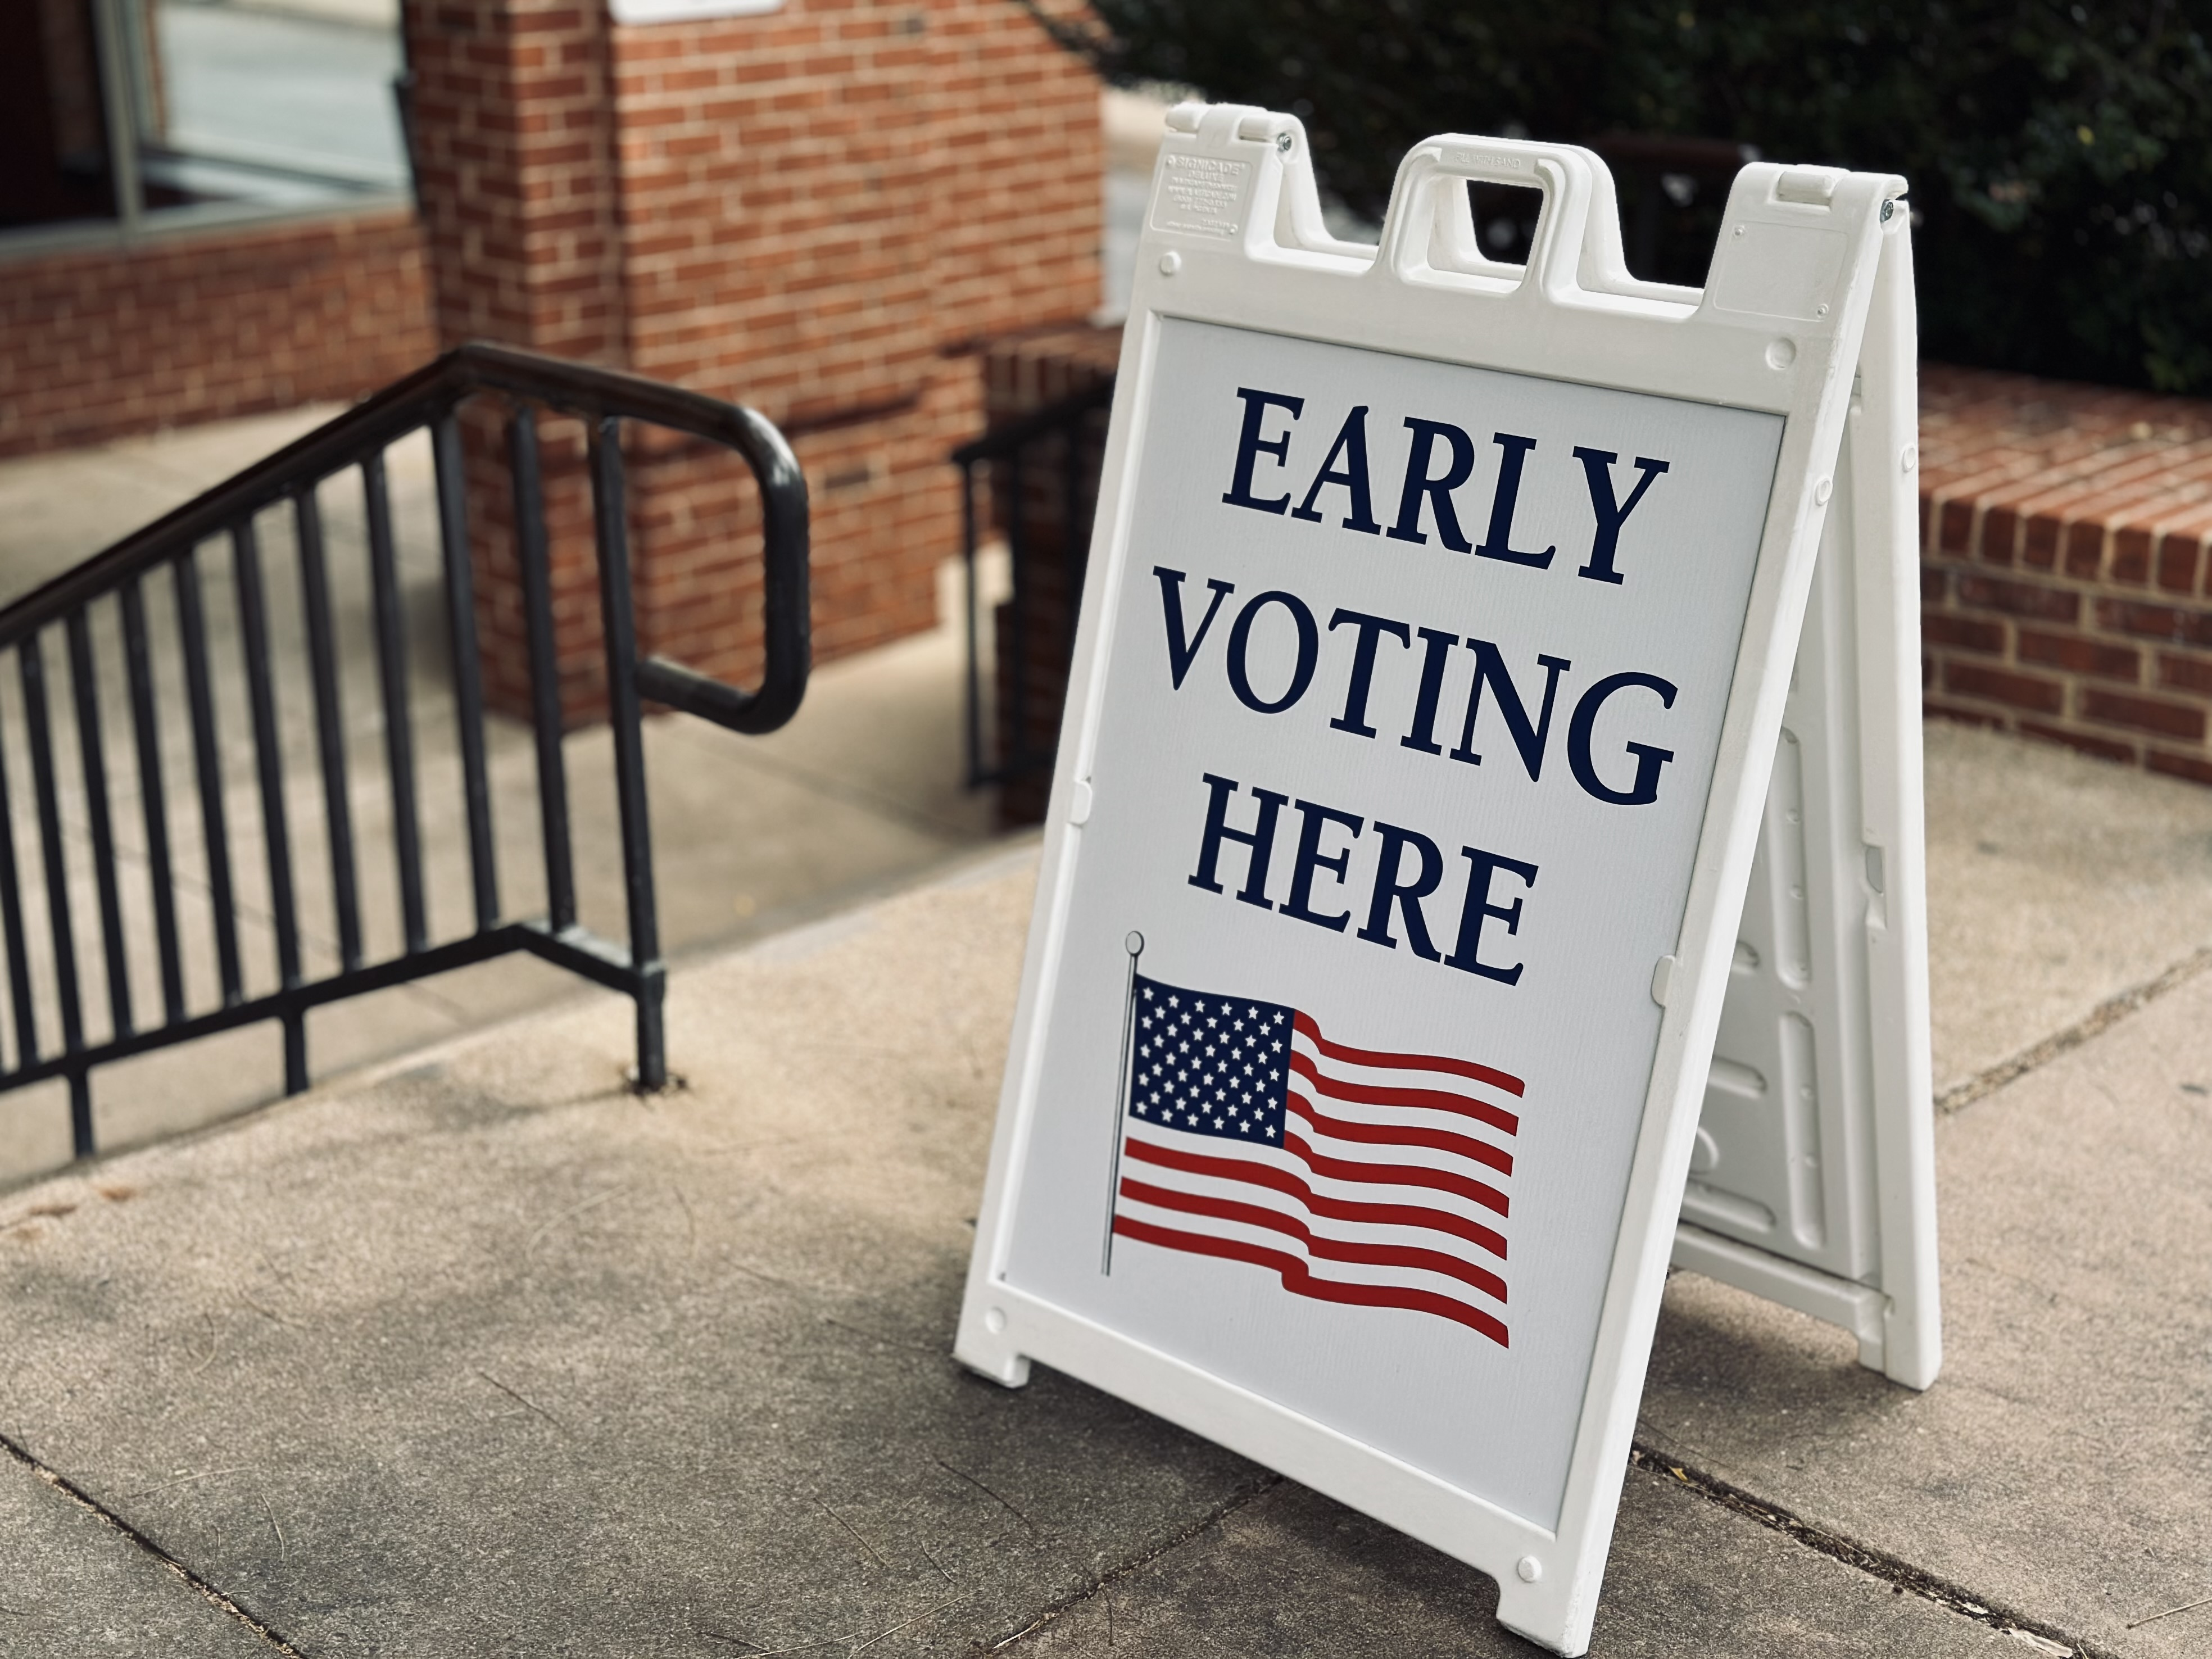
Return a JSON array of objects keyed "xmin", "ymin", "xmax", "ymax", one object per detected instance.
[
  {"xmin": 4, "ymin": 411, "xmax": 2212, "ymax": 1655},
  {"xmin": 2, "ymin": 730, "xmax": 2210, "ymax": 1656}
]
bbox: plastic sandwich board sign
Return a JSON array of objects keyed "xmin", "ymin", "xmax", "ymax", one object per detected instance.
[{"xmin": 957, "ymin": 103, "xmax": 1937, "ymax": 1655}]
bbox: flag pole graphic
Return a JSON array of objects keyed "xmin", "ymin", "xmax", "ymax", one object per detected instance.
[{"xmin": 1103, "ymin": 930, "xmax": 1144, "ymax": 1273}]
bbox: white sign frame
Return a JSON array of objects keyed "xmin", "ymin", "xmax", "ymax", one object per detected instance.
[
  {"xmin": 1674, "ymin": 221, "xmax": 1941, "ymax": 1390},
  {"xmin": 957, "ymin": 105, "xmax": 1904, "ymax": 1655}
]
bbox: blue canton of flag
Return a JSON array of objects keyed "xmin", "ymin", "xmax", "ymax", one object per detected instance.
[{"xmin": 1128, "ymin": 977, "xmax": 1294, "ymax": 1145}]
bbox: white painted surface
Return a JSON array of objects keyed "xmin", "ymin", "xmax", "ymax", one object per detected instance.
[
  {"xmin": 607, "ymin": 0, "xmax": 779, "ymax": 23},
  {"xmin": 1002, "ymin": 316, "xmax": 1780, "ymax": 1527},
  {"xmin": 958, "ymin": 104, "xmax": 1902, "ymax": 1655}
]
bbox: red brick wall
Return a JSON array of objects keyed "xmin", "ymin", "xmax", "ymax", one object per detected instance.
[
  {"xmin": 405, "ymin": 0, "xmax": 634, "ymax": 723},
  {"xmin": 1919, "ymin": 365, "xmax": 2212, "ymax": 786},
  {"xmin": 607, "ymin": 0, "xmax": 1102, "ymax": 698},
  {"xmin": 404, "ymin": 0, "xmax": 628, "ymax": 362},
  {"xmin": 607, "ymin": 0, "xmax": 1101, "ymax": 416},
  {"xmin": 407, "ymin": 0, "xmax": 1103, "ymax": 723},
  {"xmin": 0, "ymin": 209, "xmax": 434, "ymax": 459},
  {"xmin": 983, "ymin": 320, "xmax": 1121, "ymax": 421}
]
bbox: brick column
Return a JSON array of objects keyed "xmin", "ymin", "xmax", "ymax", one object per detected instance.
[
  {"xmin": 402, "ymin": 0, "xmax": 1101, "ymax": 724},
  {"xmin": 404, "ymin": 0, "xmax": 628, "ymax": 361}
]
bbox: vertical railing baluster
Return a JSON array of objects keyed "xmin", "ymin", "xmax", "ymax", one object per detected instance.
[
  {"xmin": 432, "ymin": 411, "xmax": 498, "ymax": 930},
  {"xmin": 176, "ymin": 549, "xmax": 243, "ymax": 1007},
  {"xmin": 121, "ymin": 578, "xmax": 186, "ymax": 1023},
  {"xmin": 20, "ymin": 634, "xmax": 92, "ymax": 1153},
  {"xmin": 1060, "ymin": 422, "xmax": 1082, "ymax": 669},
  {"xmin": 590, "ymin": 415, "xmax": 664, "ymax": 1090},
  {"xmin": 1005, "ymin": 448, "xmax": 1027, "ymax": 780},
  {"xmin": 510, "ymin": 407, "xmax": 577, "ymax": 931},
  {"xmin": 66, "ymin": 609, "xmax": 133, "ymax": 1043},
  {"xmin": 0, "ymin": 732, "xmax": 39, "ymax": 1076},
  {"xmin": 295, "ymin": 484, "xmax": 362, "ymax": 972},
  {"xmin": 231, "ymin": 519, "xmax": 307, "ymax": 1094},
  {"xmin": 960, "ymin": 460, "xmax": 982, "ymax": 787},
  {"xmin": 364, "ymin": 451, "xmax": 427, "ymax": 954}
]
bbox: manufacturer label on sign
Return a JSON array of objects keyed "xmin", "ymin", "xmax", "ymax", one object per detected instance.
[{"xmin": 1004, "ymin": 318, "xmax": 1780, "ymax": 1524}]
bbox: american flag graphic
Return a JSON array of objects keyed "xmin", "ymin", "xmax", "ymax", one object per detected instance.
[{"xmin": 1109, "ymin": 972, "xmax": 1521, "ymax": 1348}]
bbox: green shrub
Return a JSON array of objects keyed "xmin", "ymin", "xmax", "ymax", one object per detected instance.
[{"xmin": 1050, "ymin": 2, "xmax": 2212, "ymax": 393}]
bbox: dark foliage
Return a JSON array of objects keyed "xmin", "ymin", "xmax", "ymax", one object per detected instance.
[{"xmin": 1046, "ymin": 2, "xmax": 2212, "ymax": 393}]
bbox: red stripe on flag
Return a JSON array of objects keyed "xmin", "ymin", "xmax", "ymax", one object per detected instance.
[
  {"xmin": 1289, "ymin": 1091, "xmax": 1514, "ymax": 1177},
  {"xmin": 1286, "ymin": 1132, "xmax": 1510, "ymax": 1218},
  {"xmin": 1123, "ymin": 1135, "xmax": 1508, "ymax": 1261},
  {"xmin": 1111, "ymin": 1213, "xmax": 1510, "ymax": 1348},
  {"xmin": 1291, "ymin": 1011, "xmax": 1524, "ymax": 1098},
  {"xmin": 1288, "ymin": 1050, "xmax": 1520, "ymax": 1137},
  {"xmin": 1119, "ymin": 1176, "xmax": 1508, "ymax": 1303}
]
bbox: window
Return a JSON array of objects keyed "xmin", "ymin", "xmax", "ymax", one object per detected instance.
[{"xmin": 0, "ymin": 0, "xmax": 411, "ymax": 248}]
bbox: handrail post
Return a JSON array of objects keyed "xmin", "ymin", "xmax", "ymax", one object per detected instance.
[
  {"xmin": 433, "ymin": 410, "xmax": 500, "ymax": 932},
  {"xmin": 589, "ymin": 415, "xmax": 666, "ymax": 1091},
  {"xmin": 20, "ymin": 634, "xmax": 89, "ymax": 1152},
  {"xmin": 960, "ymin": 460, "xmax": 983, "ymax": 787},
  {"xmin": 231, "ymin": 518, "xmax": 308, "ymax": 1095},
  {"xmin": 510, "ymin": 406, "xmax": 578, "ymax": 933}
]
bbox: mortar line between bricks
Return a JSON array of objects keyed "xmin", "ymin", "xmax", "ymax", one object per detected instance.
[
  {"xmin": 1936, "ymin": 943, "xmax": 2212, "ymax": 1115},
  {"xmin": 1629, "ymin": 1447, "xmax": 2110, "ymax": 1658},
  {"xmin": 0, "ymin": 1427, "xmax": 309, "ymax": 1656},
  {"xmin": 976, "ymin": 1473, "xmax": 1284, "ymax": 1652}
]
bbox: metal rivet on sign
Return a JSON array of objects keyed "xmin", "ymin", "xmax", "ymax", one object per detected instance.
[
  {"xmin": 1900, "ymin": 443, "xmax": 1919, "ymax": 474},
  {"xmin": 1159, "ymin": 251, "xmax": 1182, "ymax": 276},
  {"xmin": 1516, "ymin": 1556, "xmax": 1543, "ymax": 1583},
  {"xmin": 1815, "ymin": 303, "xmax": 1829, "ymax": 318},
  {"xmin": 1765, "ymin": 338, "xmax": 1797, "ymax": 370},
  {"xmin": 1814, "ymin": 477, "xmax": 1833, "ymax": 506},
  {"xmin": 985, "ymin": 1307, "xmax": 1007, "ymax": 1334},
  {"xmin": 1275, "ymin": 132, "xmax": 1293, "ymax": 155}
]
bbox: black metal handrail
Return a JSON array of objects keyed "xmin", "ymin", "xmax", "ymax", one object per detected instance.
[
  {"xmin": 952, "ymin": 376, "xmax": 1113, "ymax": 792},
  {"xmin": 0, "ymin": 341, "xmax": 809, "ymax": 1158}
]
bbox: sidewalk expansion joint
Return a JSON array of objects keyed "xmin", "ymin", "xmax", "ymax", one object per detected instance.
[
  {"xmin": 1937, "ymin": 944, "xmax": 2212, "ymax": 1116},
  {"xmin": 0, "ymin": 1427, "xmax": 310, "ymax": 1656},
  {"xmin": 974, "ymin": 1472, "xmax": 1284, "ymax": 1652},
  {"xmin": 1628, "ymin": 1445, "xmax": 2105, "ymax": 1658}
]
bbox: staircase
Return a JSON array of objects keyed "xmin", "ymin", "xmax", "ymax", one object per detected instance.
[{"xmin": 0, "ymin": 344, "xmax": 809, "ymax": 1161}]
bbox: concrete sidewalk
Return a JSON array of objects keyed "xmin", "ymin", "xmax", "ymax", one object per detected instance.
[{"xmin": 2, "ymin": 718, "xmax": 2210, "ymax": 1656}]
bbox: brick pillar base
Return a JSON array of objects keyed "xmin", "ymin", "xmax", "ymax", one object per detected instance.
[{"xmin": 1918, "ymin": 365, "xmax": 2212, "ymax": 786}]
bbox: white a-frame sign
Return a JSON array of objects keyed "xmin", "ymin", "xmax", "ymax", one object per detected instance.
[{"xmin": 957, "ymin": 103, "xmax": 1938, "ymax": 1655}]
